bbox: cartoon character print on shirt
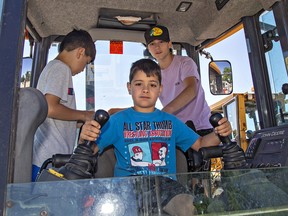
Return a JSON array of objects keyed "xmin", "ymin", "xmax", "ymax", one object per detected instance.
[
  {"xmin": 128, "ymin": 141, "xmax": 169, "ymax": 175},
  {"xmin": 125, "ymin": 119, "xmax": 172, "ymax": 175},
  {"xmin": 152, "ymin": 142, "xmax": 168, "ymax": 166},
  {"xmin": 129, "ymin": 142, "xmax": 154, "ymax": 170}
]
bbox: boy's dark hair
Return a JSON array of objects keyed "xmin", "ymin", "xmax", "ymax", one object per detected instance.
[
  {"xmin": 59, "ymin": 29, "xmax": 96, "ymax": 62},
  {"xmin": 129, "ymin": 58, "xmax": 162, "ymax": 84}
]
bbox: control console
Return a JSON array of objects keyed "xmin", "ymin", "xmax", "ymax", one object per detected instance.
[{"xmin": 246, "ymin": 124, "xmax": 288, "ymax": 168}]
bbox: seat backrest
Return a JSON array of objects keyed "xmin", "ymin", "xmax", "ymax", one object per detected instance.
[
  {"xmin": 176, "ymin": 148, "xmax": 188, "ymax": 173},
  {"xmin": 13, "ymin": 88, "xmax": 48, "ymax": 183},
  {"xmin": 94, "ymin": 146, "xmax": 116, "ymax": 178},
  {"xmin": 94, "ymin": 147, "xmax": 188, "ymax": 178}
]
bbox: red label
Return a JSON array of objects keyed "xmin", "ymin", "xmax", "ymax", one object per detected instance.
[{"xmin": 110, "ymin": 41, "xmax": 123, "ymax": 54}]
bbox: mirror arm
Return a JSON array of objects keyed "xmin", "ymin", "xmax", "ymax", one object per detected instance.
[{"xmin": 199, "ymin": 49, "xmax": 213, "ymax": 61}]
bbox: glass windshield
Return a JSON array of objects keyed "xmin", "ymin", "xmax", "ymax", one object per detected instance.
[
  {"xmin": 20, "ymin": 57, "xmax": 32, "ymax": 88},
  {"xmin": 224, "ymin": 97, "xmax": 239, "ymax": 142},
  {"xmin": 93, "ymin": 41, "xmax": 149, "ymax": 111},
  {"xmin": 6, "ymin": 167, "xmax": 288, "ymax": 215},
  {"xmin": 0, "ymin": 0, "xmax": 3, "ymax": 27},
  {"xmin": 260, "ymin": 11, "xmax": 288, "ymax": 126},
  {"xmin": 200, "ymin": 29, "xmax": 254, "ymax": 106},
  {"xmin": 47, "ymin": 41, "xmax": 192, "ymax": 112},
  {"xmin": 47, "ymin": 41, "xmax": 164, "ymax": 111}
]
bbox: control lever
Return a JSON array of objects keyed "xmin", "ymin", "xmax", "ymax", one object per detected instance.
[
  {"xmin": 45, "ymin": 110, "xmax": 110, "ymax": 170},
  {"xmin": 209, "ymin": 112, "xmax": 231, "ymax": 145},
  {"xmin": 53, "ymin": 110, "xmax": 109, "ymax": 180},
  {"xmin": 208, "ymin": 113, "xmax": 247, "ymax": 170},
  {"xmin": 86, "ymin": 109, "xmax": 110, "ymax": 148}
]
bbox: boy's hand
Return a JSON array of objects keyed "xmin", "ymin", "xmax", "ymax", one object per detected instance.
[
  {"xmin": 214, "ymin": 117, "xmax": 232, "ymax": 137},
  {"xmin": 79, "ymin": 120, "xmax": 101, "ymax": 144}
]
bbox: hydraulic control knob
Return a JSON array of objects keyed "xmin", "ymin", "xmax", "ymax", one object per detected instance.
[
  {"xmin": 86, "ymin": 109, "xmax": 109, "ymax": 148},
  {"xmin": 209, "ymin": 112, "xmax": 247, "ymax": 170},
  {"xmin": 95, "ymin": 109, "xmax": 110, "ymax": 127},
  {"xmin": 209, "ymin": 112, "xmax": 231, "ymax": 145}
]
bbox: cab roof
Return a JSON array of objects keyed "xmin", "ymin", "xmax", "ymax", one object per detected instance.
[{"xmin": 27, "ymin": 0, "xmax": 280, "ymax": 46}]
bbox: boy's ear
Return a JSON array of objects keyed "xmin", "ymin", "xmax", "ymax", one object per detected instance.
[
  {"xmin": 77, "ymin": 47, "xmax": 85, "ymax": 58},
  {"xmin": 168, "ymin": 41, "xmax": 173, "ymax": 49},
  {"xmin": 127, "ymin": 82, "xmax": 131, "ymax": 95}
]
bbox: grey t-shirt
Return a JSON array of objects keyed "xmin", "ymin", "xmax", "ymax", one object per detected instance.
[{"xmin": 33, "ymin": 60, "xmax": 77, "ymax": 167}]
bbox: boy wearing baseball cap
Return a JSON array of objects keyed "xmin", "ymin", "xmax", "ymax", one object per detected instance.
[{"xmin": 145, "ymin": 25, "xmax": 214, "ymax": 172}]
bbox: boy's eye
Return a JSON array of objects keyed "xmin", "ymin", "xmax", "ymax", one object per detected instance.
[
  {"xmin": 150, "ymin": 84, "xmax": 157, "ymax": 88},
  {"xmin": 135, "ymin": 82, "xmax": 142, "ymax": 86}
]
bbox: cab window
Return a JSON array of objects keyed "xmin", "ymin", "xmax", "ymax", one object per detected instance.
[
  {"xmin": 260, "ymin": 10, "xmax": 288, "ymax": 125},
  {"xmin": 48, "ymin": 40, "xmax": 163, "ymax": 111}
]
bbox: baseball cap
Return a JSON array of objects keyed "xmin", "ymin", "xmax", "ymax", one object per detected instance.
[
  {"xmin": 144, "ymin": 25, "xmax": 170, "ymax": 45},
  {"xmin": 132, "ymin": 146, "xmax": 143, "ymax": 154}
]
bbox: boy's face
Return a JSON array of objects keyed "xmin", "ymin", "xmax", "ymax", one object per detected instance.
[
  {"xmin": 127, "ymin": 70, "xmax": 162, "ymax": 113},
  {"xmin": 147, "ymin": 40, "xmax": 172, "ymax": 61},
  {"xmin": 71, "ymin": 48, "xmax": 92, "ymax": 76}
]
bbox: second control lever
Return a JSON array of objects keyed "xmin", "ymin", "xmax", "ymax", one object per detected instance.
[{"xmin": 208, "ymin": 113, "xmax": 247, "ymax": 170}]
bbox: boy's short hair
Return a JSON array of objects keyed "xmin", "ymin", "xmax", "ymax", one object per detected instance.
[
  {"xmin": 129, "ymin": 58, "xmax": 162, "ymax": 84},
  {"xmin": 59, "ymin": 29, "xmax": 96, "ymax": 62}
]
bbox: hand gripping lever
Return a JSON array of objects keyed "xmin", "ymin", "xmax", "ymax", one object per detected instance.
[
  {"xmin": 57, "ymin": 109, "xmax": 110, "ymax": 179},
  {"xmin": 200, "ymin": 113, "xmax": 247, "ymax": 170}
]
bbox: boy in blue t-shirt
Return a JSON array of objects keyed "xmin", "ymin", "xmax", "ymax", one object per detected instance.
[{"xmin": 79, "ymin": 58, "xmax": 232, "ymax": 215}]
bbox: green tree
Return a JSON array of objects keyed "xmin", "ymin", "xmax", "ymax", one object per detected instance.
[{"xmin": 222, "ymin": 67, "xmax": 232, "ymax": 83}]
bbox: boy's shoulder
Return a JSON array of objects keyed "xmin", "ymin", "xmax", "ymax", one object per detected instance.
[
  {"xmin": 45, "ymin": 59, "xmax": 67, "ymax": 68},
  {"xmin": 109, "ymin": 107, "xmax": 131, "ymax": 118},
  {"xmin": 174, "ymin": 55, "xmax": 195, "ymax": 64},
  {"xmin": 42, "ymin": 59, "xmax": 70, "ymax": 74}
]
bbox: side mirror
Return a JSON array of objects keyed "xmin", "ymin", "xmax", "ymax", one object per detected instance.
[
  {"xmin": 20, "ymin": 57, "xmax": 33, "ymax": 88},
  {"xmin": 209, "ymin": 60, "xmax": 233, "ymax": 95}
]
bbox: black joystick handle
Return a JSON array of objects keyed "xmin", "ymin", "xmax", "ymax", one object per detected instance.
[
  {"xmin": 85, "ymin": 109, "xmax": 109, "ymax": 148},
  {"xmin": 209, "ymin": 112, "xmax": 231, "ymax": 145},
  {"xmin": 56, "ymin": 109, "xmax": 109, "ymax": 180},
  {"xmin": 95, "ymin": 109, "xmax": 110, "ymax": 127},
  {"xmin": 209, "ymin": 113, "xmax": 247, "ymax": 170}
]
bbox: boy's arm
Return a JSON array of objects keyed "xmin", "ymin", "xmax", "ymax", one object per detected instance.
[
  {"xmin": 162, "ymin": 76, "xmax": 197, "ymax": 114},
  {"xmin": 191, "ymin": 117, "xmax": 232, "ymax": 151},
  {"xmin": 45, "ymin": 94, "xmax": 94, "ymax": 122}
]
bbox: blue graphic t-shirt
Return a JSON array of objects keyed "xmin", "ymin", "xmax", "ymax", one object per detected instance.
[{"xmin": 96, "ymin": 108, "xmax": 199, "ymax": 177}]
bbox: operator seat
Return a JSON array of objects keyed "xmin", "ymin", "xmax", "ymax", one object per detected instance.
[{"xmin": 13, "ymin": 87, "xmax": 48, "ymax": 183}]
